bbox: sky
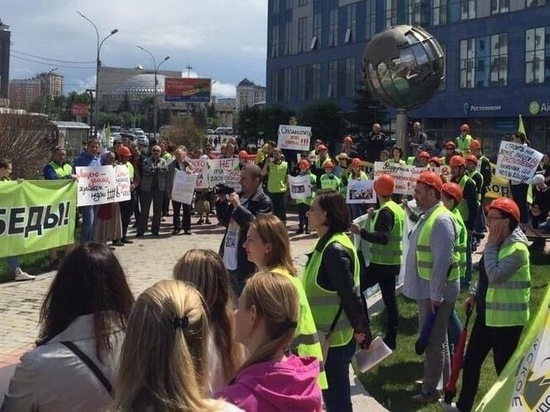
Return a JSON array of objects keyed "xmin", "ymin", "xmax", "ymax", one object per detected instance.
[{"xmin": 2, "ymin": 0, "xmax": 268, "ymax": 98}]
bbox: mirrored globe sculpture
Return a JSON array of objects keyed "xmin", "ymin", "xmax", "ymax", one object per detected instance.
[{"xmin": 362, "ymin": 25, "xmax": 445, "ymax": 109}]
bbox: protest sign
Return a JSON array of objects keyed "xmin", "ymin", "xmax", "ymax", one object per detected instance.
[
  {"xmin": 277, "ymin": 125, "xmax": 312, "ymax": 151},
  {"xmin": 76, "ymin": 166, "xmax": 131, "ymax": 206},
  {"xmin": 0, "ymin": 180, "xmax": 77, "ymax": 259},
  {"xmin": 171, "ymin": 170, "xmax": 197, "ymax": 205},
  {"xmin": 495, "ymin": 141, "xmax": 543, "ymax": 183},
  {"xmin": 346, "ymin": 180, "xmax": 376, "ymax": 204},
  {"xmin": 373, "ymin": 162, "xmax": 413, "ymax": 195},
  {"xmin": 486, "ymin": 162, "xmax": 510, "ymax": 199},
  {"xmin": 208, "ymin": 158, "xmax": 240, "ymax": 189},
  {"xmin": 188, "ymin": 158, "xmax": 210, "ymax": 189},
  {"xmin": 288, "ymin": 174, "xmax": 312, "ymax": 200},
  {"xmin": 114, "ymin": 165, "xmax": 132, "ymax": 202}
]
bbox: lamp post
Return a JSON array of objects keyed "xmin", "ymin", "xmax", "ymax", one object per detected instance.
[
  {"xmin": 137, "ymin": 45, "xmax": 170, "ymax": 138},
  {"xmin": 77, "ymin": 11, "xmax": 118, "ymax": 138}
]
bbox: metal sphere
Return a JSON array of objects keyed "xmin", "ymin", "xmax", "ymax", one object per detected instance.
[{"xmin": 362, "ymin": 25, "xmax": 445, "ymax": 109}]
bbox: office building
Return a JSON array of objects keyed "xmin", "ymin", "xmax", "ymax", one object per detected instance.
[
  {"xmin": 0, "ymin": 21, "xmax": 10, "ymax": 101},
  {"xmin": 266, "ymin": 0, "xmax": 550, "ymax": 152},
  {"xmin": 36, "ymin": 72, "xmax": 64, "ymax": 98}
]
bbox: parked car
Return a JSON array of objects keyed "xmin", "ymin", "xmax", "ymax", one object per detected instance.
[
  {"xmin": 132, "ymin": 128, "xmax": 149, "ymax": 146},
  {"xmin": 206, "ymin": 128, "xmax": 215, "ymax": 135}
]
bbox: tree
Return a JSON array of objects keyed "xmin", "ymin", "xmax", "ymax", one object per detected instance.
[
  {"xmin": 299, "ymin": 101, "xmax": 343, "ymax": 148},
  {"xmin": 345, "ymin": 86, "xmax": 389, "ymax": 135},
  {"xmin": 259, "ymin": 104, "xmax": 295, "ymax": 142},
  {"xmin": 166, "ymin": 116, "xmax": 206, "ymax": 152},
  {"xmin": 238, "ymin": 105, "xmax": 261, "ymax": 145}
]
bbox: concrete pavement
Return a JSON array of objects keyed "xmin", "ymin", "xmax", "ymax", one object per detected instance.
[{"xmin": 0, "ymin": 213, "xmax": 388, "ymax": 411}]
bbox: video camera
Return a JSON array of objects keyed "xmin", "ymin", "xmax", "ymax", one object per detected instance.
[{"xmin": 215, "ymin": 183, "xmax": 235, "ymax": 195}]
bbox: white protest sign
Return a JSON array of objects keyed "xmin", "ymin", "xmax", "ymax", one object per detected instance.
[
  {"xmin": 373, "ymin": 162, "xmax": 414, "ymax": 195},
  {"xmin": 224, "ymin": 169, "xmax": 242, "ymax": 193},
  {"xmin": 208, "ymin": 158, "xmax": 240, "ymax": 190},
  {"xmin": 76, "ymin": 166, "xmax": 117, "ymax": 206},
  {"xmin": 277, "ymin": 125, "xmax": 312, "ymax": 151},
  {"xmin": 188, "ymin": 158, "xmax": 210, "ymax": 189},
  {"xmin": 288, "ymin": 174, "xmax": 312, "ymax": 200},
  {"xmin": 171, "ymin": 169, "xmax": 197, "ymax": 205},
  {"xmin": 114, "ymin": 165, "xmax": 132, "ymax": 203},
  {"xmin": 496, "ymin": 141, "xmax": 544, "ymax": 183},
  {"xmin": 346, "ymin": 180, "xmax": 376, "ymax": 204}
]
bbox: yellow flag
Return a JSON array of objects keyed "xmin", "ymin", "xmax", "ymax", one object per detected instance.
[{"xmin": 518, "ymin": 114, "xmax": 526, "ymax": 136}]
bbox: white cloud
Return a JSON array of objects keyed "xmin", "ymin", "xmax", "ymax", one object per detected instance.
[{"xmin": 212, "ymin": 81, "xmax": 236, "ymax": 99}]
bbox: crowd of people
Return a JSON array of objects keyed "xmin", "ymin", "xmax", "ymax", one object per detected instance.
[{"xmin": 1, "ymin": 121, "xmax": 549, "ymax": 412}]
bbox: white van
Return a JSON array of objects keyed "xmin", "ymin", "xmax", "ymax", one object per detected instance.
[{"xmin": 214, "ymin": 127, "xmax": 233, "ymax": 135}]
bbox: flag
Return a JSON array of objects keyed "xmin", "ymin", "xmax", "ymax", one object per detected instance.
[
  {"xmin": 518, "ymin": 114, "xmax": 526, "ymax": 136},
  {"xmin": 475, "ymin": 283, "xmax": 550, "ymax": 411}
]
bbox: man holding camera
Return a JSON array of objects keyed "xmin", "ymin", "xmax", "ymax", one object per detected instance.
[{"xmin": 217, "ymin": 164, "xmax": 273, "ymax": 297}]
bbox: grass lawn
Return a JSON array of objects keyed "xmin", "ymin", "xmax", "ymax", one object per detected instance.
[{"xmin": 359, "ymin": 251, "xmax": 550, "ymax": 412}]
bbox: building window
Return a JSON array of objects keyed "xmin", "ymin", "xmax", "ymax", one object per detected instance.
[
  {"xmin": 490, "ymin": 0, "xmax": 510, "ymax": 14},
  {"xmin": 271, "ymin": 70, "xmax": 280, "ymax": 103},
  {"xmin": 286, "ymin": 0, "xmax": 293, "ymax": 9},
  {"xmin": 345, "ymin": 57, "xmax": 356, "ymax": 97},
  {"xmin": 460, "ymin": 34, "xmax": 508, "ymax": 88},
  {"xmin": 366, "ymin": 0, "xmax": 376, "ymax": 40},
  {"xmin": 283, "ymin": 68, "xmax": 292, "ymax": 102},
  {"xmin": 328, "ymin": 60, "xmax": 338, "ymax": 97},
  {"xmin": 298, "ymin": 0, "xmax": 308, "ymax": 5},
  {"xmin": 525, "ymin": 27, "xmax": 550, "ymax": 84},
  {"xmin": 408, "ymin": 0, "xmax": 421, "ymax": 25},
  {"xmin": 273, "ymin": 0, "xmax": 280, "ymax": 13},
  {"xmin": 284, "ymin": 22, "xmax": 293, "ymax": 55},
  {"xmin": 312, "ymin": 12, "xmax": 321, "ymax": 49},
  {"xmin": 433, "ymin": 0, "xmax": 447, "ymax": 26},
  {"xmin": 385, "ymin": 0, "xmax": 397, "ymax": 28},
  {"xmin": 460, "ymin": 0, "xmax": 475, "ymax": 20},
  {"xmin": 438, "ymin": 44, "xmax": 447, "ymax": 91},
  {"xmin": 298, "ymin": 63, "xmax": 321, "ymax": 100},
  {"xmin": 270, "ymin": 25, "xmax": 279, "ymax": 58},
  {"xmin": 345, "ymin": 4, "xmax": 356, "ymax": 44},
  {"xmin": 329, "ymin": 8, "xmax": 338, "ymax": 47},
  {"xmin": 528, "ymin": 0, "xmax": 546, "ymax": 6},
  {"xmin": 298, "ymin": 17, "xmax": 308, "ymax": 53}
]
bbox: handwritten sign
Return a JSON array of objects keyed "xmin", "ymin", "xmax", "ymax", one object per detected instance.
[
  {"xmin": 346, "ymin": 180, "xmax": 376, "ymax": 204},
  {"xmin": 496, "ymin": 141, "xmax": 543, "ymax": 183},
  {"xmin": 171, "ymin": 169, "xmax": 197, "ymax": 205},
  {"xmin": 277, "ymin": 125, "xmax": 312, "ymax": 151},
  {"xmin": 373, "ymin": 162, "xmax": 413, "ymax": 195},
  {"xmin": 288, "ymin": 174, "xmax": 312, "ymax": 200},
  {"xmin": 114, "ymin": 165, "xmax": 132, "ymax": 202},
  {"xmin": 208, "ymin": 158, "xmax": 240, "ymax": 189},
  {"xmin": 188, "ymin": 158, "xmax": 210, "ymax": 189}
]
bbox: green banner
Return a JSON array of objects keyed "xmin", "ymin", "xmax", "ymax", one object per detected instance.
[{"xmin": 0, "ymin": 180, "xmax": 77, "ymax": 259}]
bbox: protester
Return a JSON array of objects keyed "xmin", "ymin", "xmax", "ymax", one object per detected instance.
[
  {"xmin": 217, "ymin": 164, "xmax": 273, "ymax": 297},
  {"xmin": 509, "ymin": 131, "xmax": 531, "ymax": 230},
  {"xmin": 216, "ymin": 272, "xmax": 323, "ymax": 412},
  {"xmin": 364, "ymin": 123, "xmax": 387, "ymax": 163},
  {"xmin": 244, "ymin": 214, "xmax": 326, "ymax": 388},
  {"xmin": 341, "ymin": 136, "xmax": 358, "ymax": 159},
  {"xmin": 261, "ymin": 147, "xmax": 288, "ymax": 224},
  {"xmin": 408, "ymin": 121, "xmax": 428, "ymax": 157},
  {"xmin": 441, "ymin": 141, "xmax": 460, "ymax": 165},
  {"xmin": 456, "ymin": 124, "xmax": 473, "ymax": 154},
  {"xmin": 302, "ymin": 190, "xmax": 372, "ymax": 412},
  {"xmin": 312, "ymin": 144, "xmax": 331, "ymax": 183},
  {"xmin": 318, "ymin": 161, "xmax": 341, "ymax": 190},
  {"xmin": 73, "ymin": 138, "xmax": 102, "ymax": 244},
  {"xmin": 294, "ymin": 159, "xmax": 316, "ymax": 234},
  {"xmin": 350, "ymin": 173, "xmax": 404, "ymax": 350},
  {"xmin": 1, "ymin": 243, "xmax": 134, "ymax": 411},
  {"xmin": 114, "ymin": 280, "xmax": 242, "ymax": 412},
  {"xmin": 442, "ymin": 198, "xmax": 531, "ymax": 412},
  {"xmin": 0, "ymin": 158, "xmax": 35, "ymax": 281},
  {"xmin": 136, "ymin": 145, "xmax": 170, "ymax": 237},
  {"xmin": 390, "ymin": 146, "xmax": 406, "ymax": 165},
  {"xmin": 469, "ymin": 139, "xmax": 492, "ymax": 235},
  {"xmin": 172, "ymin": 249, "xmax": 243, "ymax": 392},
  {"xmin": 129, "ymin": 144, "xmax": 144, "ymax": 226},
  {"xmin": 403, "ymin": 171, "xmax": 459, "ymax": 405},
  {"xmin": 348, "ymin": 158, "xmax": 369, "ymax": 220},
  {"xmin": 167, "ymin": 146, "xmax": 194, "ymax": 235}
]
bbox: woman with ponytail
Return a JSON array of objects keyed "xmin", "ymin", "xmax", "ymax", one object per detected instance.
[{"xmin": 216, "ymin": 272, "xmax": 322, "ymax": 412}]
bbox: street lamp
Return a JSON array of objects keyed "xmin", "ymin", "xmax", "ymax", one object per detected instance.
[
  {"xmin": 137, "ymin": 45, "xmax": 170, "ymax": 138},
  {"xmin": 77, "ymin": 11, "xmax": 118, "ymax": 138}
]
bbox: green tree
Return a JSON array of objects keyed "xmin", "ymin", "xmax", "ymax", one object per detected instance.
[
  {"xmin": 166, "ymin": 116, "xmax": 206, "ymax": 152},
  {"xmin": 259, "ymin": 104, "xmax": 295, "ymax": 142},
  {"xmin": 298, "ymin": 101, "xmax": 343, "ymax": 148},
  {"xmin": 238, "ymin": 105, "xmax": 261, "ymax": 145},
  {"xmin": 344, "ymin": 86, "xmax": 389, "ymax": 134}
]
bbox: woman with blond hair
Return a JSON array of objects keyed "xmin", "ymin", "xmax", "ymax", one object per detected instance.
[
  {"xmin": 173, "ymin": 249, "xmax": 242, "ymax": 392},
  {"xmin": 244, "ymin": 214, "xmax": 326, "ymax": 388},
  {"xmin": 114, "ymin": 280, "xmax": 242, "ymax": 412},
  {"xmin": 216, "ymin": 272, "xmax": 322, "ymax": 412}
]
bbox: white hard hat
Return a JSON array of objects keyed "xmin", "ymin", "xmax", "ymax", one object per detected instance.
[{"xmin": 532, "ymin": 174, "xmax": 545, "ymax": 185}]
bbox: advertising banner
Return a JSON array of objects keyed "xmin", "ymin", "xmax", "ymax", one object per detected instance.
[
  {"xmin": 76, "ymin": 166, "xmax": 131, "ymax": 206},
  {"xmin": 171, "ymin": 169, "xmax": 197, "ymax": 205},
  {"xmin": 277, "ymin": 125, "xmax": 312, "ymax": 151},
  {"xmin": 346, "ymin": 180, "xmax": 376, "ymax": 204},
  {"xmin": 0, "ymin": 180, "xmax": 77, "ymax": 259},
  {"xmin": 164, "ymin": 78, "xmax": 212, "ymax": 103},
  {"xmin": 288, "ymin": 174, "xmax": 312, "ymax": 200},
  {"xmin": 495, "ymin": 141, "xmax": 543, "ymax": 183}
]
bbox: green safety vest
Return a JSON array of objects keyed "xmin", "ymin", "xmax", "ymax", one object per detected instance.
[
  {"xmin": 296, "ymin": 173, "xmax": 316, "ymax": 206},
  {"xmin": 48, "ymin": 161, "xmax": 72, "ymax": 179},
  {"xmin": 344, "ymin": 171, "xmax": 368, "ymax": 196},
  {"xmin": 270, "ymin": 266, "xmax": 327, "ymax": 389},
  {"xmin": 451, "ymin": 208, "xmax": 468, "ymax": 279},
  {"xmin": 124, "ymin": 161, "xmax": 135, "ymax": 181},
  {"xmin": 315, "ymin": 157, "xmax": 331, "ymax": 169},
  {"xmin": 486, "ymin": 241, "xmax": 530, "ymax": 327},
  {"xmin": 267, "ymin": 161, "xmax": 288, "ymax": 193},
  {"xmin": 457, "ymin": 173, "xmax": 473, "ymax": 223},
  {"xmin": 302, "ymin": 233, "xmax": 360, "ymax": 348},
  {"xmin": 406, "ymin": 156, "xmax": 415, "ymax": 165},
  {"xmin": 416, "ymin": 205, "xmax": 460, "ymax": 281},
  {"xmin": 456, "ymin": 134, "xmax": 473, "ymax": 152},
  {"xmin": 468, "ymin": 169, "xmax": 483, "ymax": 202},
  {"xmin": 369, "ymin": 200, "xmax": 405, "ymax": 265},
  {"xmin": 320, "ymin": 174, "xmax": 341, "ymax": 190}
]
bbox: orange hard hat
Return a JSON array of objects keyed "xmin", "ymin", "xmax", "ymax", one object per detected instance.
[
  {"xmin": 117, "ymin": 146, "xmax": 131, "ymax": 157},
  {"xmin": 299, "ymin": 159, "xmax": 310, "ymax": 170},
  {"xmin": 318, "ymin": 145, "xmax": 328, "ymax": 151},
  {"xmin": 417, "ymin": 171, "xmax": 443, "ymax": 192},
  {"xmin": 460, "ymin": 124, "xmax": 470, "ymax": 133},
  {"xmin": 323, "ymin": 160, "xmax": 334, "ymax": 169},
  {"xmin": 351, "ymin": 158, "xmax": 362, "ymax": 167},
  {"xmin": 428, "ymin": 157, "xmax": 441, "ymax": 166},
  {"xmin": 445, "ymin": 141, "xmax": 456, "ymax": 149},
  {"xmin": 419, "ymin": 151, "xmax": 430, "ymax": 159},
  {"xmin": 449, "ymin": 155, "xmax": 466, "ymax": 167},
  {"xmin": 470, "ymin": 139, "xmax": 481, "ymax": 150},
  {"xmin": 238, "ymin": 150, "xmax": 248, "ymax": 159},
  {"xmin": 465, "ymin": 154, "xmax": 478, "ymax": 165},
  {"xmin": 487, "ymin": 197, "xmax": 520, "ymax": 224},
  {"xmin": 442, "ymin": 182, "xmax": 463, "ymax": 205},
  {"xmin": 343, "ymin": 135, "xmax": 353, "ymax": 143},
  {"xmin": 374, "ymin": 173, "xmax": 395, "ymax": 197}
]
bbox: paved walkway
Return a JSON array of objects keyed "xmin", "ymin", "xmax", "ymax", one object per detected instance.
[{"xmin": 0, "ymin": 213, "xmax": 387, "ymax": 411}]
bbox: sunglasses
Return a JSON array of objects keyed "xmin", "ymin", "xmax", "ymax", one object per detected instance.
[
  {"xmin": 152, "ymin": 149, "xmax": 161, "ymax": 152},
  {"xmin": 461, "ymin": 129, "xmax": 468, "ymax": 132}
]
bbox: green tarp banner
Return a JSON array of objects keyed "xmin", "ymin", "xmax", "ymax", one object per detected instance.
[{"xmin": 0, "ymin": 180, "xmax": 77, "ymax": 259}]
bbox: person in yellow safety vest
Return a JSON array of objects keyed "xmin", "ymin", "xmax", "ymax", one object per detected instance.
[
  {"xmin": 312, "ymin": 144, "xmax": 331, "ymax": 183},
  {"xmin": 294, "ymin": 159, "xmax": 317, "ymax": 234},
  {"xmin": 302, "ymin": 190, "xmax": 372, "ymax": 412},
  {"xmin": 428, "ymin": 157, "xmax": 441, "ymax": 167},
  {"xmin": 407, "ymin": 145, "xmax": 428, "ymax": 166},
  {"xmin": 390, "ymin": 146, "xmax": 406, "ymax": 165},
  {"xmin": 261, "ymin": 147, "xmax": 289, "ymax": 224},
  {"xmin": 319, "ymin": 160, "xmax": 341, "ymax": 191},
  {"xmin": 243, "ymin": 214, "xmax": 328, "ymax": 389},
  {"xmin": 456, "ymin": 123, "xmax": 473, "ymax": 155},
  {"xmin": 417, "ymin": 151, "xmax": 430, "ymax": 168},
  {"xmin": 449, "ymin": 155, "xmax": 478, "ymax": 289},
  {"xmin": 464, "ymin": 154, "xmax": 484, "ymax": 203},
  {"xmin": 42, "ymin": 147, "xmax": 77, "ymax": 270},
  {"xmin": 445, "ymin": 197, "xmax": 530, "ymax": 412},
  {"xmin": 403, "ymin": 171, "xmax": 460, "ymax": 405},
  {"xmin": 347, "ymin": 158, "xmax": 369, "ymax": 220},
  {"xmin": 350, "ymin": 173, "xmax": 404, "ymax": 350},
  {"xmin": 440, "ymin": 141, "xmax": 460, "ymax": 166}
]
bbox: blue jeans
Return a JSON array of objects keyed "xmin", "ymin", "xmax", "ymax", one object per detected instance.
[
  {"xmin": 7, "ymin": 256, "xmax": 20, "ymax": 272},
  {"xmin": 323, "ymin": 338, "xmax": 356, "ymax": 412},
  {"xmin": 447, "ymin": 309, "xmax": 463, "ymax": 357},
  {"xmin": 80, "ymin": 205, "xmax": 98, "ymax": 244}
]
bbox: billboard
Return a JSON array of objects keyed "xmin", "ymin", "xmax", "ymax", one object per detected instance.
[
  {"xmin": 164, "ymin": 78, "xmax": 211, "ymax": 103},
  {"xmin": 71, "ymin": 103, "xmax": 89, "ymax": 117}
]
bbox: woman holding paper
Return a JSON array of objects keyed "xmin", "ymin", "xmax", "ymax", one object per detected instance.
[{"xmin": 302, "ymin": 190, "xmax": 372, "ymax": 412}]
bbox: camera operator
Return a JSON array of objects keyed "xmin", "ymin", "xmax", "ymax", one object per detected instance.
[{"xmin": 216, "ymin": 164, "xmax": 273, "ymax": 297}]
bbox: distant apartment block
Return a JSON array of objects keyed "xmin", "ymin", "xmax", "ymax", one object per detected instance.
[
  {"xmin": 236, "ymin": 78, "xmax": 266, "ymax": 111},
  {"xmin": 8, "ymin": 79, "xmax": 41, "ymax": 109}
]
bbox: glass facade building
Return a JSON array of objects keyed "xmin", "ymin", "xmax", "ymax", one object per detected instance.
[{"xmin": 266, "ymin": 0, "xmax": 550, "ymax": 154}]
